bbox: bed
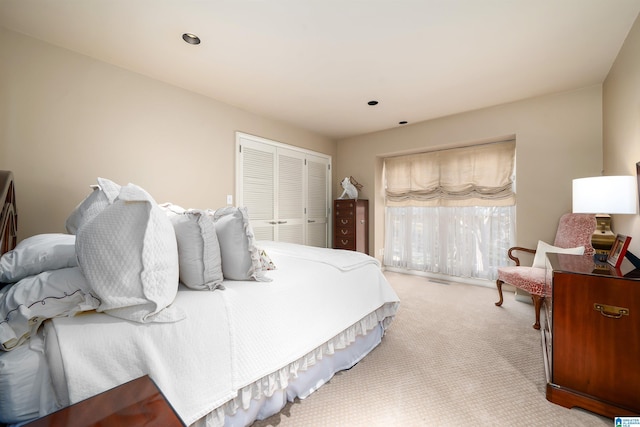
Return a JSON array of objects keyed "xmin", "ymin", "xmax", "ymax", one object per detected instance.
[{"xmin": 0, "ymin": 172, "xmax": 399, "ymax": 426}]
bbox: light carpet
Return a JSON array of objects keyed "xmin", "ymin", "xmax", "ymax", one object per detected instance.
[{"xmin": 253, "ymin": 271, "xmax": 611, "ymax": 426}]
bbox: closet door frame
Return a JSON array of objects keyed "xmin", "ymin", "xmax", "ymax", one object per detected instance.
[{"xmin": 235, "ymin": 132, "xmax": 332, "ymax": 247}]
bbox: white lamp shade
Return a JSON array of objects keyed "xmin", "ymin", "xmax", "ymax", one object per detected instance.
[{"xmin": 572, "ymin": 176, "xmax": 638, "ymax": 214}]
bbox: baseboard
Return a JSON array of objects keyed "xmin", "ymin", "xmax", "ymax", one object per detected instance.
[{"xmin": 382, "ymin": 267, "xmax": 495, "ymax": 288}]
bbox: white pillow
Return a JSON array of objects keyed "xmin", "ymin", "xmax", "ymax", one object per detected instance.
[
  {"xmin": 170, "ymin": 210, "xmax": 223, "ymax": 290},
  {"xmin": 212, "ymin": 207, "xmax": 269, "ymax": 281},
  {"xmin": 0, "ymin": 234, "xmax": 77, "ymax": 283},
  {"xmin": 532, "ymin": 240, "xmax": 585, "ymax": 268},
  {"xmin": 0, "ymin": 267, "xmax": 99, "ymax": 351},
  {"xmin": 76, "ymin": 183, "xmax": 184, "ymax": 323},
  {"xmin": 65, "ymin": 177, "xmax": 121, "ymax": 234}
]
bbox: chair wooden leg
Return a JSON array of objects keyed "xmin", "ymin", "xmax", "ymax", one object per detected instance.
[
  {"xmin": 531, "ymin": 294, "xmax": 544, "ymax": 330},
  {"xmin": 495, "ymin": 279, "xmax": 504, "ymax": 306}
]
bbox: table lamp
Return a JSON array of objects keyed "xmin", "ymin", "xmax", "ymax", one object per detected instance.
[{"xmin": 572, "ymin": 175, "xmax": 637, "ymax": 257}]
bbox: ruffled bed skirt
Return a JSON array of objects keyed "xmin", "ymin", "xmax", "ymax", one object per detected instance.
[{"xmin": 193, "ymin": 302, "xmax": 398, "ymax": 427}]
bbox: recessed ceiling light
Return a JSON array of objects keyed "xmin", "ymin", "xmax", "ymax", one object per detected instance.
[
  {"xmin": 399, "ymin": 121, "xmax": 408, "ymax": 125},
  {"xmin": 182, "ymin": 33, "xmax": 201, "ymax": 45},
  {"xmin": 367, "ymin": 100, "xmax": 378, "ymax": 106}
]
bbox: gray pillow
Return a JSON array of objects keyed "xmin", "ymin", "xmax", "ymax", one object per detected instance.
[
  {"xmin": 170, "ymin": 210, "xmax": 223, "ymax": 290},
  {"xmin": 212, "ymin": 207, "xmax": 268, "ymax": 281}
]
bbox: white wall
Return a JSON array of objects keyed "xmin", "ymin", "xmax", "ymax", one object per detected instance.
[
  {"xmin": 4, "ymin": 20, "xmax": 632, "ymax": 262},
  {"xmin": 603, "ymin": 14, "xmax": 640, "ymax": 257},
  {"xmin": 0, "ymin": 27, "xmax": 336, "ymax": 239},
  {"xmin": 336, "ymin": 86, "xmax": 603, "ymax": 259}
]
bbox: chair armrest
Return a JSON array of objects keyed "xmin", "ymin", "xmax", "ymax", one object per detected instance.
[{"xmin": 507, "ymin": 247, "xmax": 536, "ymax": 266}]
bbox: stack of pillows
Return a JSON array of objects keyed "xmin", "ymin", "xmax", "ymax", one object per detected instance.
[{"xmin": 0, "ymin": 177, "xmax": 273, "ymax": 352}]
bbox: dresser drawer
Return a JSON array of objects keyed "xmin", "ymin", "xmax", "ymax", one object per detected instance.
[
  {"xmin": 335, "ymin": 226, "xmax": 354, "ymax": 238},
  {"xmin": 334, "ymin": 201, "xmax": 356, "ymax": 217},
  {"xmin": 335, "ymin": 216, "xmax": 355, "ymax": 230},
  {"xmin": 334, "ymin": 209, "xmax": 355, "ymax": 218},
  {"xmin": 334, "ymin": 236, "xmax": 356, "ymax": 250}
]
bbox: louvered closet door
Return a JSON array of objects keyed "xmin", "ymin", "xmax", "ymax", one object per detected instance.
[
  {"xmin": 236, "ymin": 132, "xmax": 331, "ymax": 247},
  {"xmin": 240, "ymin": 140, "xmax": 276, "ymax": 241},
  {"xmin": 306, "ymin": 154, "xmax": 330, "ymax": 247},
  {"xmin": 276, "ymin": 148, "xmax": 305, "ymax": 244}
]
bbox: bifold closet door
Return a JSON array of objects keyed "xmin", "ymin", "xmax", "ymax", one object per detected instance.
[
  {"xmin": 275, "ymin": 147, "xmax": 305, "ymax": 244},
  {"xmin": 237, "ymin": 134, "xmax": 330, "ymax": 247},
  {"xmin": 306, "ymin": 154, "xmax": 330, "ymax": 247},
  {"xmin": 239, "ymin": 140, "xmax": 276, "ymax": 241}
]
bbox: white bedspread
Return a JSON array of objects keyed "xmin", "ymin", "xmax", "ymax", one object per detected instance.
[
  {"xmin": 49, "ymin": 242, "xmax": 399, "ymax": 425},
  {"xmin": 257, "ymin": 240, "xmax": 381, "ymax": 271}
]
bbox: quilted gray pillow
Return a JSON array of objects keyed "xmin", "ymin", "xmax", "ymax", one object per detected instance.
[
  {"xmin": 170, "ymin": 210, "xmax": 223, "ymax": 291},
  {"xmin": 212, "ymin": 207, "xmax": 268, "ymax": 281}
]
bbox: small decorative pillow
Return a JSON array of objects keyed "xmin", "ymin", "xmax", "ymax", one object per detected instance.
[
  {"xmin": 0, "ymin": 267, "xmax": 100, "ymax": 351},
  {"xmin": 531, "ymin": 240, "xmax": 585, "ymax": 268},
  {"xmin": 212, "ymin": 207, "xmax": 269, "ymax": 281},
  {"xmin": 0, "ymin": 233, "xmax": 77, "ymax": 283},
  {"xmin": 259, "ymin": 248, "xmax": 276, "ymax": 271},
  {"xmin": 76, "ymin": 183, "xmax": 184, "ymax": 323},
  {"xmin": 65, "ymin": 177, "xmax": 121, "ymax": 234},
  {"xmin": 170, "ymin": 210, "xmax": 223, "ymax": 290}
]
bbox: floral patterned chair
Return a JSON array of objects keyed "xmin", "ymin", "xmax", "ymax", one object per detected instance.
[{"xmin": 495, "ymin": 213, "xmax": 597, "ymax": 329}]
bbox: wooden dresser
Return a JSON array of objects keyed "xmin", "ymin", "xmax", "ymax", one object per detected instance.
[
  {"xmin": 543, "ymin": 253, "xmax": 640, "ymax": 417},
  {"xmin": 333, "ymin": 199, "xmax": 368, "ymax": 254},
  {"xmin": 24, "ymin": 375, "xmax": 185, "ymax": 427}
]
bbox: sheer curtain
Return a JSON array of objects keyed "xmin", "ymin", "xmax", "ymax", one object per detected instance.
[
  {"xmin": 384, "ymin": 206, "xmax": 515, "ymax": 280},
  {"xmin": 383, "ymin": 141, "xmax": 516, "ymax": 281}
]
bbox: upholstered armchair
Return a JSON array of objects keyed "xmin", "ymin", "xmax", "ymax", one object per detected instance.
[{"xmin": 495, "ymin": 213, "xmax": 597, "ymax": 329}]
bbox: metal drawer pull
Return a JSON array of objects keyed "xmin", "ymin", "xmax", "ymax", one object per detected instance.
[
  {"xmin": 307, "ymin": 220, "xmax": 315, "ymax": 223},
  {"xmin": 341, "ymin": 229, "xmax": 348, "ymax": 235},
  {"xmin": 277, "ymin": 221, "xmax": 287, "ymax": 224},
  {"xmin": 341, "ymin": 219, "xmax": 349, "ymax": 225},
  {"xmin": 593, "ymin": 303, "xmax": 629, "ymax": 319},
  {"xmin": 341, "ymin": 239, "xmax": 349, "ymax": 245},
  {"xmin": 268, "ymin": 221, "xmax": 278, "ymax": 224}
]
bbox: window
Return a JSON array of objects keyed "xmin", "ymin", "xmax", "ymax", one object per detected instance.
[{"xmin": 383, "ymin": 140, "xmax": 515, "ymax": 282}]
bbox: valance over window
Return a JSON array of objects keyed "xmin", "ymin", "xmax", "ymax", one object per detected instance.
[{"xmin": 384, "ymin": 140, "xmax": 515, "ymax": 207}]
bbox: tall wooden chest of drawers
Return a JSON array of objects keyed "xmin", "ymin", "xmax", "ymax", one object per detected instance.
[{"xmin": 333, "ymin": 199, "xmax": 368, "ymax": 254}]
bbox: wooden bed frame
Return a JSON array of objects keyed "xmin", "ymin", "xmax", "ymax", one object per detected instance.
[{"xmin": 0, "ymin": 170, "xmax": 17, "ymax": 255}]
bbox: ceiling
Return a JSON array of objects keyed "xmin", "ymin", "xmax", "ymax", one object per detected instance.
[{"xmin": 1, "ymin": 1, "xmax": 639, "ymax": 140}]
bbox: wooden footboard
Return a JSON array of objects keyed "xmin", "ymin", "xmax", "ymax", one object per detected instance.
[{"xmin": 0, "ymin": 170, "xmax": 17, "ymax": 256}]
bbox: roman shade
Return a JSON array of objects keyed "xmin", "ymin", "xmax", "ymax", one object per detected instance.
[{"xmin": 384, "ymin": 140, "xmax": 515, "ymax": 207}]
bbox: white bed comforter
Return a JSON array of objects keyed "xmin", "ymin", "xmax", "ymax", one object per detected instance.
[{"xmin": 49, "ymin": 242, "xmax": 399, "ymax": 425}]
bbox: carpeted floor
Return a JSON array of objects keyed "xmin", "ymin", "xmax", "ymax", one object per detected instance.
[{"xmin": 253, "ymin": 271, "xmax": 611, "ymax": 426}]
